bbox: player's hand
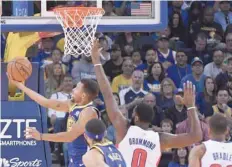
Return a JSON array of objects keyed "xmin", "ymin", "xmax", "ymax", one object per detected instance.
[
  {"xmin": 6, "ymin": 73, "xmax": 24, "ymax": 88},
  {"xmin": 91, "ymin": 39, "xmax": 102, "ymax": 64},
  {"xmin": 175, "ymin": 81, "xmax": 195, "ymax": 108},
  {"xmin": 133, "ymin": 97, "xmax": 143, "ymax": 105},
  {"xmin": 24, "ymin": 127, "xmax": 42, "ymax": 141}
]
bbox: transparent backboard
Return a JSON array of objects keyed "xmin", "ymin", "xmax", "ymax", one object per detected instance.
[{"xmin": 1, "ymin": 0, "xmax": 167, "ymax": 32}]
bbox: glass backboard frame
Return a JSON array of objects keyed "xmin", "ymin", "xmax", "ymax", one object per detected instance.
[{"xmin": 1, "ymin": 1, "xmax": 167, "ymax": 32}]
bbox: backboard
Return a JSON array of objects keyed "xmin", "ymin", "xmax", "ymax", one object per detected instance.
[{"xmin": 1, "ymin": 1, "xmax": 168, "ymax": 32}]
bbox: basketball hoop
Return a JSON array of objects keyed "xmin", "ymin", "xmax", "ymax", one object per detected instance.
[{"xmin": 54, "ymin": 7, "xmax": 105, "ymax": 57}]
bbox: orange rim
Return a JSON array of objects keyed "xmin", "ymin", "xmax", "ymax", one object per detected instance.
[{"xmin": 53, "ymin": 7, "xmax": 105, "ymax": 28}]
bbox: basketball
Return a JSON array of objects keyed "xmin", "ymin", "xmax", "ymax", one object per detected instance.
[{"xmin": 7, "ymin": 57, "xmax": 32, "ymax": 82}]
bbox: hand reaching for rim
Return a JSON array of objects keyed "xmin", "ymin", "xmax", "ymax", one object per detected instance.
[{"xmin": 91, "ymin": 39, "xmax": 102, "ymax": 64}]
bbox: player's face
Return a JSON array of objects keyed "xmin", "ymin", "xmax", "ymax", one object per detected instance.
[{"xmin": 72, "ymin": 83, "xmax": 86, "ymax": 103}]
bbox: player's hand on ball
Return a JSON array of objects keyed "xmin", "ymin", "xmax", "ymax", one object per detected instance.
[
  {"xmin": 6, "ymin": 73, "xmax": 23, "ymax": 88},
  {"xmin": 175, "ymin": 81, "xmax": 196, "ymax": 108},
  {"xmin": 24, "ymin": 127, "xmax": 42, "ymax": 141},
  {"xmin": 91, "ymin": 39, "xmax": 102, "ymax": 64}
]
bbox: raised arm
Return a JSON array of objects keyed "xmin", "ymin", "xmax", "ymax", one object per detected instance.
[
  {"xmin": 91, "ymin": 40, "xmax": 128, "ymax": 142},
  {"xmin": 188, "ymin": 144, "xmax": 206, "ymax": 167},
  {"xmin": 25, "ymin": 107, "xmax": 98, "ymax": 142},
  {"xmin": 160, "ymin": 81, "xmax": 202, "ymax": 150},
  {"xmin": 7, "ymin": 74, "xmax": 70, "ymax": 112}
]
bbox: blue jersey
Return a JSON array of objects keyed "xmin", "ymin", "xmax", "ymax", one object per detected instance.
[
  {"xmin": 67, "ymin": 102, "xmax": 98, "ymax": 167},
  {"xmin": 91, "ymin": 141, "xmax": 127, "ymax": 167}
]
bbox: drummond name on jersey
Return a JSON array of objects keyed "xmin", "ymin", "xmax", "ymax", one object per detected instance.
[
  {"xmin": 212, "ymin": 152, "xmax": 232, "ymax": 161},
  {"xmin": 129, "ymin": 138, "xmax": 156, "ymax": 150}
]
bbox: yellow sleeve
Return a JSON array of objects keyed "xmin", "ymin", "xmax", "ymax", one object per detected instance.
[
  {"xmin": 111, "ymin": 77, "xmax": 119, "ymax": 93},
  {"xmin": 4, "ymin": 32, "xmax": 40, "ymax": 62}
]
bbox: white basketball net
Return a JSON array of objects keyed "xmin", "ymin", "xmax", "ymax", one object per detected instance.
[{"xmin": 54, "ymin": 7, "xmax": 105, "ymax": 57}]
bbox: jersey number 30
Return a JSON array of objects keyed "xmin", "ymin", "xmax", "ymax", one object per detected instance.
[{"xmin": 131, "ymin": 148, "xmax": 147, "ymax": 167}]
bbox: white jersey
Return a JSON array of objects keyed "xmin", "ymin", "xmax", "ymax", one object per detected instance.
[
  {"xmin": 118, "ymin": 126, "xmax": 161, "ymax": 167},
  {"xmin": 201, "ymin": 140, "xmax": 232, "ymax": 167}
]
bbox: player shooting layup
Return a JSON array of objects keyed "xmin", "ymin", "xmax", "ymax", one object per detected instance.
[
  {"xmin": 91, "ymin": 39, "xmax": 202, "ymax": 167},
  {"xmin": 189, "ymin": 113, "xmax": 232, "ymax": 167},
  {"xmin": 8, "ymin": 75, "xmax": 100, "ymax": 167}
]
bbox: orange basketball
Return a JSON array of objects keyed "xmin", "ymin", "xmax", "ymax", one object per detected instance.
[{"xmin": 7, "ymin": 57, "xmax": 32, "ymax": 82}]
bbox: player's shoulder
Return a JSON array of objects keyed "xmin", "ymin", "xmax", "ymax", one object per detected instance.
[
  {"xmin": 82, "ymin": 149, "xmax": 104, "ymax": 165},
  {"xmin": 190, "ymin": 144, "xmax": 206, "ymax": 156}
]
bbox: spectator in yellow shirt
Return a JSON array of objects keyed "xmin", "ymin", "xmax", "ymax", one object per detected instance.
[{"xmin": 111, "ymin": 59, "xmax": 134, "ymax": 93}]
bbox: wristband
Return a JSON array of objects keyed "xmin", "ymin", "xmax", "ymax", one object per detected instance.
[
  {"xmin": 187, "ymin": 106, "xmax": 196, "ymax": 110},
  {"xmin": 94, "ymin": 64, "xmax": 102, "ymax": 67}
]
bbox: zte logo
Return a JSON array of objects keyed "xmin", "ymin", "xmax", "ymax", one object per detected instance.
[
  {"xmin": 0, "ymin": 119, "xmax": 37, "ymax": 139},
  {"xmin": 0, "ymin": 158, "xmax": 10, "ymax": 167}
]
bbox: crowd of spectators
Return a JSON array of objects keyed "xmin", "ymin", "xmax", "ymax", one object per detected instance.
[{"xmin": 2, "ymin": 1, "xmax": 232, "ymax": 167}]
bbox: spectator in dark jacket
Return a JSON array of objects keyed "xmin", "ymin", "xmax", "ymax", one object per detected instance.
[
  {"xmin": 187, "ymin": 32, "xmax": 211, "ymax": 65},
  {"xmin": 191, "ymin": 7, "xmax": 224, "ymax": 45},
  {"xmin": 165, "ymin": 88, "xmax": 187, "ymax": 131},
  {"xmin": 143, "ymin": 93, "xmax": 164, "ymax": 128}
]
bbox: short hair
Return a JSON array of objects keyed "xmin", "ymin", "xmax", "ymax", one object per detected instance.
[
  {"xmin": 176, "ymin": 48, "xmax": 187, "ymax": 55},
  {"xmin": 195, "ymin": 32, "xmax": 207, "ymax": 41},
  {"xmin": 134, "ymin": 103, "xmax": 154, "ymax": 123},
  {"xmin": 212, "ymin": 48, "xmax": 224, "ymax": 56},
  {"xmin": 80, "ymin": 79, "xmax": 99, "ymax": 100},
  {"xmin": 85, "ymin": 119, "xmax": 106, "ymax": 142},
  {"xmin": 209, "ymin": 114, "xmax": 228, "ymax": 135},
  {"xmin": 216, "ymin": 88, "xmax": 228, "ymax": 96},
  {"xmin": 160, "ymin": 118, "xmax": 173, "ymax": 127},
  {"xmin": 52, "ymin": 48, "xmax": 62, "ymax": 54}
]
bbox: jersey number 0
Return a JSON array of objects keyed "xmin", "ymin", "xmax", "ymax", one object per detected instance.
[{"xmin": 131, "ymin": 148, "xmax": 147, "ymax": 167}]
